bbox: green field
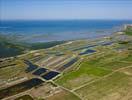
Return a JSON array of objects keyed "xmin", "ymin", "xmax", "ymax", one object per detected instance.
[
  {"xmin": 75, "ymin": 71, "xmax": 132, "ymax": 100},
  {"xmin": 125, "ymin": 26, "xmax": 132, "ymax": 35},
  {"xmin": 56, "ymin": 60, "xmax": 112, "ymax": 89},
  {"xmin": 0, "ymin": 28, "xmax": 132, "ymax": 100}
]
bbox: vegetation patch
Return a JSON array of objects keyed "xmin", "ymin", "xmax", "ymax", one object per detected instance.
[
  {"xmin": 56, "ymin": 61, "xmax": 111, "ymax": 89},
  {"xmin": 0, "ymin": 64, "xmax": 26, "ymax": 79},
  {"xmin": 125, "ymin": 26, "xmax": 132, "ymax": 35},
  {"xmin": 30, "ymin": 41, "xmax": 65, "ymax": 50}
]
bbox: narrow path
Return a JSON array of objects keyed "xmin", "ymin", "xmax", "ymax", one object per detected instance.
[{"xmin": 51, "ymin": 81, "xmax": 83, "ymax": 100}]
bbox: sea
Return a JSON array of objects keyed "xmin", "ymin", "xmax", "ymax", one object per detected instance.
[{"xmin": 0, "ymin": 20, "xmax": 132, "ymax": 42}]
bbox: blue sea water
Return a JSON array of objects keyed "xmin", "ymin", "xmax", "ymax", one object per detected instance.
[{"xmin": 0, "ymin": 20, "xmax": 132, "ymax": 42}]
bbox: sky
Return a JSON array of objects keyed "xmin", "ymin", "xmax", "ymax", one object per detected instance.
[{"xmin": 0, "ymin": 0, "xmax": 132, "ymax": 20}]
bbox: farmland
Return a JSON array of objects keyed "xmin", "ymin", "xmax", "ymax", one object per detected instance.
[{"xmin": 0, "ymin": 28, "xmax": 132, "ymax": 100}]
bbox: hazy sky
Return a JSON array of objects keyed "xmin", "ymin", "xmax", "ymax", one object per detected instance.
[{"xmin": 0, "ymin": 0, "xmax": 132, "ymax": 20}]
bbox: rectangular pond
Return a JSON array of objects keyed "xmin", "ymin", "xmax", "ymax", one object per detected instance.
[
  {"xmin": 73, "ymin": 45, "xmax": 97, "ymax": 51},
  {"xmin": 79, "ymin": 49, "xmax": 96, "ymax": 55},
  {"xmin": 33, "ymin": 68, "xmax": 48, "ymax": 76},
  {"xmin": 41, "ymin": 71, "xmax": 59, "ymax": 80},
  {"xmin": 0, "ymin": 78, "xmax": 44, "ymax": 99},
  {"xmin": 58, "ymin": 58, "xmax": 78, "ymax": 71},
  {"xmin": 15, "ymin": 95, "xmax": 33, "ymax": 100},
  {"xmin": 101, "ymin": 42, "xmax": 113, "ymax": 46},
  {"xmin": 24, "ymin": 60, "xmax": 38, "ymax": 72}
]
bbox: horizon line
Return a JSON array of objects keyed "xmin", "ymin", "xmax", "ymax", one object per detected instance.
[{"xmin": 1, "ymin": 19, "xmax": 132, "ymax": 21}]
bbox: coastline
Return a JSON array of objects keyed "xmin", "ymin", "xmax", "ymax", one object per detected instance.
[{"xmin": 1, "ymin": 20, "xmax": 132, "ymax": 43}]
